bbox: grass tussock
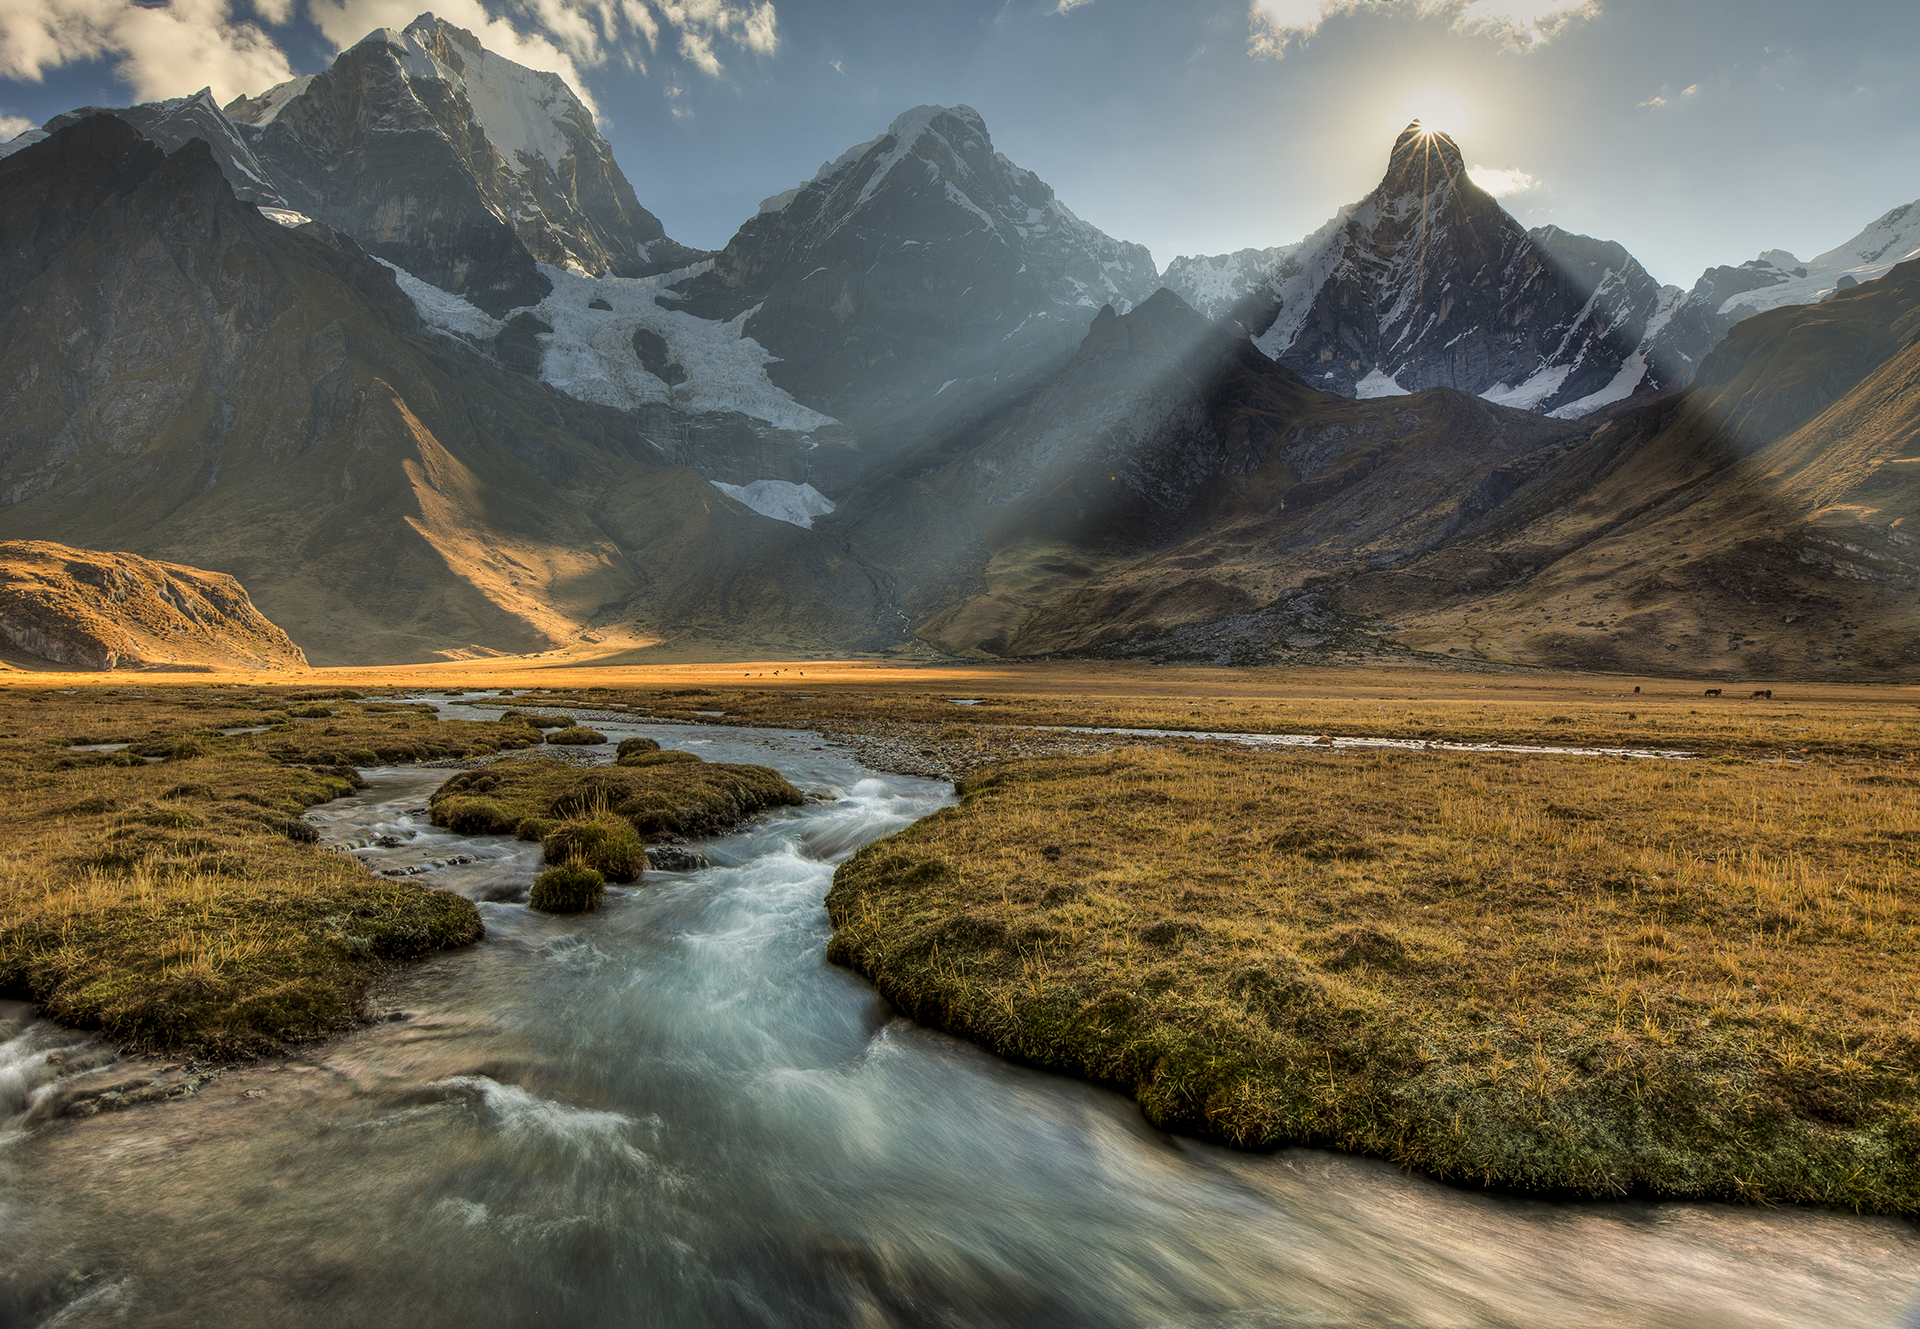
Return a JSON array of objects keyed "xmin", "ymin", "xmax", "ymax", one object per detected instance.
[
  {"xmin": 827, "ymin": 746, "xmax": 1920, "ymax": 1214},
  {"xmin": 529, "ymin": 863, "xmax": 605, "ymax": 913},
  {"xmin": 0, "ymin": 686, "xmax": 556, "ymax": 1054},
  {"xmin": 541, "ymin": 814, "xmax": 646, "ymax": 882}
]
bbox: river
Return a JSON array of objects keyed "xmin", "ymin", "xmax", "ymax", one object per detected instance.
[{"xmin": 2, "ymin": 719, "xmax": 1916, "ymax": 1327}]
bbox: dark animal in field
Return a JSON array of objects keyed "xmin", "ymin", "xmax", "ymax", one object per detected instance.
[
  {"xmin": 1751, "ymin": 690, "xmax": 1773, "ymax": 700},
  {"xmin": 1704, "ymin": 689, "xmax": 1723, "ymax": 697}
]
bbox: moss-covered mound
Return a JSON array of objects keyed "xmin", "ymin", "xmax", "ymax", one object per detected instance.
[
  {"xmin": 541, "ymin": 814, "xmax": 645, "ymax": 883},
  {"xmin": 826, "ymin": 746, "xmax": 1920, "ymax": 1216},
  {"xmin": 617, "ymin": 748, "xmax": 700, "ymax": 769},
  {"xmin": 550, "ymin": 763, "xmax": 803, "ymax": 836},
  {"xmin": 502, "ymin": 710, "xmax": 573, "ymax": 730},
  {"xmin": 429, "ymin": 755, "xmax": 803, "ymax": 841},
  {"xmin": 615, "ymin": 736, "xmax": 661, "ymax": 759},
  {"xmin": 545, "ymin": 727, "xmax": 607, "ymax": 746},
  {"xmin": 529, "ymin": 863, "xmax": 605, "ymax": 913}
]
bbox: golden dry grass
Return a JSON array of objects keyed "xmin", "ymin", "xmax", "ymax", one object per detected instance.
[
  {"xmin": 827, "ymin": 745, "xmax": 1920, "ymax": 1212},
  {"xmin": 0, "ymin": 687, "xmax": 537, "ymax": 1055}
]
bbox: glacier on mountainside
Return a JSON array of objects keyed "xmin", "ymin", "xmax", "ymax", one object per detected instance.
[
  {"xmin": 531, "ymin": 266, "xmax": 836, "ymax": 431},
  {"xmin": 1717, "ymin": 201, "xmax": 1920, "ymax": 318},
  {"xmin": 710, "ymin": 480, "xmax": 837, "ymax": 529},
  {"xmin": 374, "ymin": 259, "xmax": 505, "ymax": 342},
  {"xmin": 371, "ymin": 257, "xmax": 836, "ymax": 432}
]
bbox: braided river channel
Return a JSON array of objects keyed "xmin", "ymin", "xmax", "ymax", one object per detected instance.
[{"xmin": 3, "ymin": 715, "xmax": 1918, "ymax": 1327}]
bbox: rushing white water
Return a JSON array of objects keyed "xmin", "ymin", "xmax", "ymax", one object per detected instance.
[{"xmin": 2, "ymin": 720, "xmax": 1916, "ymax": 1327}]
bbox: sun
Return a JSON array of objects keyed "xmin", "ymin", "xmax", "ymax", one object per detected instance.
[{"xmin": 1391, "ymin": 86, "xmax": 1478, "ymax": 140}]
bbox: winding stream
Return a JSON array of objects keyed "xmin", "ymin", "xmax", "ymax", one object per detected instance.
[{"xmin": 2, "ymin": 720, "xmax": 1916, "ymax": 1327}]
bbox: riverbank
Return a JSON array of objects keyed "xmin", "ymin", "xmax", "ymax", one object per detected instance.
[
  {"xmin": 826, "ymin": 744, "xmax": 1920, "ymax": 1214},
  {"xmin": 0, "ymin": 689, "xmax": 542, "ymax": 1055}
]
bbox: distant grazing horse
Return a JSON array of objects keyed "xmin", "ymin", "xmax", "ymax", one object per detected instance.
[
  {"xmin": 1704, "ymin": 688, "xmax": 1723, "ymax": 697},
  {"xmin": 1751, "ymin": 689, "xmax": 1773, "ymax": 700}
]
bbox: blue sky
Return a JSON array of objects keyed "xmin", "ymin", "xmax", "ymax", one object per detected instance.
[{"xmin": 3, "ymin": 0, "xmax": 1916, "ymax": 287}]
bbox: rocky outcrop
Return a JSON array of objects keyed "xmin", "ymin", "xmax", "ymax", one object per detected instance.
[{"xmin": 0, "ymin": 541, "xmax": 307, "ymax": 670}]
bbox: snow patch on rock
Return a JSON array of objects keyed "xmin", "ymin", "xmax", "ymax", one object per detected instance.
[
  {"xmin": 1355, "ymin": 368, "xmax": 1411, "ymax": 399},
  {"xmin": 1480, "ymin": 363, "xmax": 1574, "ymax": 412},
  {"xmin": 1548, "ymin": 350, "xmax": 1648, "ymax": 419},
  {"xmin": 0, "ymin": 127, "xmax": 48, "ymax": 159},
  {"xmin": 710, "ymin": 480, "xmax": 837, "ymax": 529}
]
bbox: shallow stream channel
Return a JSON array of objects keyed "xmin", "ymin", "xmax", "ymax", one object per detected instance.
[{"xmin": 2, "ymin": 711, "xmax": 1918, "ymax": 1327}]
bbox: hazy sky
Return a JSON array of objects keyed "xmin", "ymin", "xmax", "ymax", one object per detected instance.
[{"xmin": 3, "ymin": 0, "xmax": 1916, "ymax": 287}]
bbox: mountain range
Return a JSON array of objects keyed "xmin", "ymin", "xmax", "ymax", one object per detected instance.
[{"xmin": 0, "ymin": 15, "xmax": 1914, "ymax": 677}]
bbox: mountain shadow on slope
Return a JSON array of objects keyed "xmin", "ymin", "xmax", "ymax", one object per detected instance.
[
  {"xmin": 829, "ymin": 287, "xmax": 1592, "ymax": 657},
  {"xmin": 1340, "ymin": 258, "xmax": 1920, "ymax": 679}
]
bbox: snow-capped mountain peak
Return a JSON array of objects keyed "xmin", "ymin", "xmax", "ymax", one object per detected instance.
[
  {"xmin": 215, "ymin": 15, "xmax": 703, "ymax": 311},
  {"xmin": 1163, "ymin": 123, "xmax": 1688, "ymax": 417},
  {"xmin": 351, "ymin": 15, "xmax": 589, "ymax": 178}
]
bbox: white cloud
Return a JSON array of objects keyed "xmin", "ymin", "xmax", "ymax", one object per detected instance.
[
  {"xmin": 0, "ymin": 111, "xmax": 34, "ymax": 138},
  {"xmin": 1638, "ymin": 82, "xmax": 1698, "ymax": 110},
  {"xmin": 0, "ymin": 0, "xmax": 776, "ymax": 114},
  {"xmin": 0, "ymin": 0, "xmax": 296, "ymax": 103},
  {"xmin": 1467, "ymin": 164, "xmax": 1535, "ymax": 196},
  {"xmin": 1250, "ymin": 0, "xmax": 1598, "ymax": 59},
  {"xmin": 1055, "ymin": 0, "xmax": 1096, "ymax": 11}
]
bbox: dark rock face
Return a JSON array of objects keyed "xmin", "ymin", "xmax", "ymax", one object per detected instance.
[
  {"xmin": 630, "ymin": 328, "xmax": 686, "ymax": 385},
  {"xmin": 41, "ymin": 88, "xmax": 287, "ymax": 208},
  {"xmin": 668, "ymin": 105, "xmax": 1160, "ymax": 448},
  {"xmin": 226, "ymin": 14, "xmax": 702, "ymax": 313}
]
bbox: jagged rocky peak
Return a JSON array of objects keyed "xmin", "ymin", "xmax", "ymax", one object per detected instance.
[
  {"xmin": 668, "ymin": 101, "xmax": 1159, "ymax": 437},
  {"xmin": 1153, "ymin": 121, "xmax": 1690, "ymax": 417},
  {"xmin": 221, "ymin": 12, "xmax": 701, "ymax": 312},
  {"xmin": 1381, "ymin": 121, "xmax": 1467, "ymax": 192},
  {"xmin": 23, "ymin": 87, "xmax": 288, "ymax": 208}
]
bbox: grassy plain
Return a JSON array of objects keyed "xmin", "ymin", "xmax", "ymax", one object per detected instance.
[
  {"xmin": 827, "ymin": 744, "xmax": 1920, "ymax": 1211},
  {"xmin": 2, "ymin": 660, "xmax": 1916, "ymax": 1213}
]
